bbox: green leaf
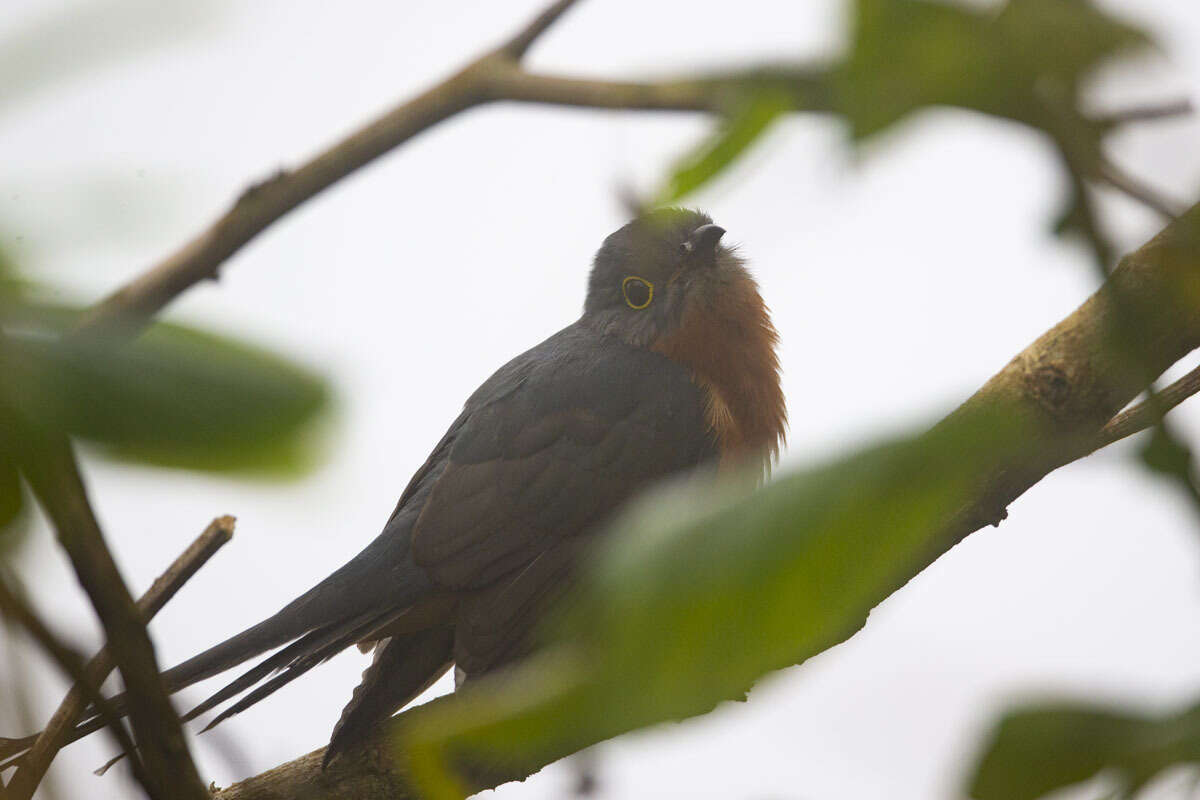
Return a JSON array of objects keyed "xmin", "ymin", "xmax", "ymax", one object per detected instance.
[
  {"xmin": 657, "ymin": 88, "xmax": 793, "ymax": 202},
  {"xmin": 1137, "ymin": 421, "xmax": 1200, "ymax": 521},
  {"xmin": 1140, "ymin": 423, "xmax": 1193, "ymax": 478},
  {"xmin": 399, "ymin": 409, "xmax": 1026, "ymax": 796},
  {"xmin": 969, "ymin": 699, "xmax": 1200, "ymax": 800},
  {"xmin": 0, "ymin": 316, "xmax": 332, "ymax": 476},
  {"xmin": 838, "ymin": 0, "xmax": 1151, "ymax": 139}
]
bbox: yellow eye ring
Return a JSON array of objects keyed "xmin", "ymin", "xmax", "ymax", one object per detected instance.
[{"xmin": 622, "ymin": 275, "xmax": 654, "ymax": 310}]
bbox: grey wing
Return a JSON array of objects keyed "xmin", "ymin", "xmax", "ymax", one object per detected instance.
[
  {"xmin": 328, "ymin": 325, "xmax": 715, "ymax": 757},
  {"xmin": 411, "ymin": 325, "xmax": 717, "ymax": 590}
]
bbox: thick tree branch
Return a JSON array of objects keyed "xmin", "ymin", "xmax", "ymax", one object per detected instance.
[
  {"xmin": 211, "ymin": 203, "xmax": 1200, "ymax": 800},
  {"xmin": 17, "ymin": 435, "xmax": 208, "ymax": 800},
  {"xmin": 4, "ymin": 516, "xmax": 235, "ymax": 800}
]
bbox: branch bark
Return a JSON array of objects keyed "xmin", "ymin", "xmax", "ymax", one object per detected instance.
[
  {"xmin": 68, "ymin": 8, "xmax": 834, "ymax": 342},
  {"xmin": 0, "ymin": 573, "xmax": 143, "ymax": 792},
  {"xmin": 209, "ymin": 202, "xmax": 1200, "ymax": 799},
  {"xmin": 1094, "ymin": 363, "xmax": 1200, "ymax": 451},
  {"xmin": 16, "ymin": 435, "xmax": 209, "ymax": 800},
  {"xmin": 5, "ymin": 516, "xmax": 235, "ymax": 799}
]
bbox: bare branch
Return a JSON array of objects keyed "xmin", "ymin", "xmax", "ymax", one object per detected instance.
[
  {"xmin": 1096, "ymin": 156, "xmax": 1186, "ymax": 220},
  {"xmin": 68, "ymin": 0, "xmax": 834, "ymax": 342},
  {"xmin": 1090, "ymin": 364, "xmax": 1200, "ymax": 452},
  {"xmin": 0, "ymin": 574, "xmax": 146, "ymax": 794},
  {"xmin": 496, "ymin": 0, "xmax": 583, "ymax": 60},
  {"xmin": 487, "ymin": 64, "xmax": 835, "ymax": 113},
  {"xmin": 1091, "ymin": 98, "xmax": 1193, "ymax": 128},
  {"xmin": 5, "ymin": 517, "xmax": 235, "ymax": 800},
  {"xmin": 16, "ymin": 434, "xmax": 208, "ymax": 800}
]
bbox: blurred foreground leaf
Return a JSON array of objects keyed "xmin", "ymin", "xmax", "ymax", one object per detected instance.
[
  {"xmin": 400, "ymin": 411, "xmax": 1023, "ymax": 797},
  {"xmin": 839, "ymin": 0, "xmax": 1150, "ymax": 139},
  {"xmin": 1134, "ymin": 420, "xmax": 1200, "ymax": 527},
  {"xmin": 657, "ymin": 88, "xmax": 793, "ymax": 202},
  {"xmin": 969, "ymin": 699, "xmax": 1200, "ymax": 800},
  {"xmin": 0, "ymin": 308, "xmax": 331, "ymax": 476}
]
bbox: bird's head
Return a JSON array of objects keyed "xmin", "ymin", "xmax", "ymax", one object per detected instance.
[
  {"xmin": 583, "ymin": 208, "xmax": 745, "ymax": 347},
  {"xmin": 583, "ymin": 208, "xmax": 786, "ymax": 474}
]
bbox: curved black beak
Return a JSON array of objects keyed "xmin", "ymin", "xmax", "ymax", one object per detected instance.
[{"xmin": 688, "ymin": 224, "xmax": 726, "ymax": 256}]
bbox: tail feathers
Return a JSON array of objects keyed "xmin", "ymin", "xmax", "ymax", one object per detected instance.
[
  {"xmin": 324, "ymin": 625, "xmax": 455, "ymax": 768},
  {"xmin": 1, "ymin": 519, "xmax": 434, "ymax": 767},
  {"xmin": 160, "ymin": 539, "xmax": 429, "ymax": 696},
  {"xmin": 181, "ymin": 608, "xmax": 382, "ymax": 726},
  {"xmin": 194, "ymin": 608, "xmax": 400, "ymax": 733},
  {"xmin": 69, "ymin": 608, "xmax": 409, "ymax": 778}
]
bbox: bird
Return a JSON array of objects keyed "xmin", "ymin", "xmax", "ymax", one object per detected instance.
[{"xmin": 2, "ymin": 207, "xmax": 786, "ymax": 768}]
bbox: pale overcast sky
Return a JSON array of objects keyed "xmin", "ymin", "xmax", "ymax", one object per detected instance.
[{"xmin": 3, "ymin": 1, "xmax": 1200, "ymax": 798}]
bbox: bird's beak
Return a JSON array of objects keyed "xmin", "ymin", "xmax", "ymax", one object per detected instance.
[{"xmin": 688, "ymin": 224, "xmax": 726, "ymax": 257}]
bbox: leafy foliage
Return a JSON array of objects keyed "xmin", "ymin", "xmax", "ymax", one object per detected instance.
[
  {"xmin": 657, "ymin": 0, "xmax": 1149, "ymax": 201},
  {"xmin": 838, "ymin": 0, "xmax": 1149, "ymax": 138},
  {"xmin": 969, "ymin": 698, "xmax": 1200, "ymax": 800},
  {"xmin": 657, "ymin": 89, "xmax": 793, "ymax": 202},
  {"xmin": 0, "ymin": 313, "xmax": 331, "ymax": 476}
]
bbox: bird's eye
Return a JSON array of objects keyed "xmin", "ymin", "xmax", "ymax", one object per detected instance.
[
  {"xmin": 679, "ymin": 241, "xmax": 693, "ymax": 255},
  {"xmin": 622, "ymin": 276, "xmax": 653, "ymax": 310}
]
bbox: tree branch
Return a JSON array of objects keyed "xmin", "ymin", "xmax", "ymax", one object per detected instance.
[
  {"xmin": 1097, "ymin": 155, "xmax": 1185, "ymax": 220},
  {"xmin": 1091, "ymin": 98, "xmax": 1193, "ymax": 128},
  {"xmin": 4, "ymin": 516, "xmax": 235, "ymax": 800},
  {"xmin": 16, "ymin": 434, "xmax": 208, "ymax": 800},
  {"xmin": 486, "ymin": 63, "xmax": 835, "ymax": 112},
  {"xmin": 496, "ymin": 0, "xmax": 582, "ymax": 60},
  {"xmin": 210, "ymin": 202, "xmax": 1200, "ymax": 800},
  {"xmin": 0, "ymin": 574, "xmax": 145, "ymax": 794},
  {"xmin": 68, "ymin": 0, "xmax": 835, "ymax": 343},
  {"xmin": 1090, "ymin": 363, "xmax": 1200, "ymax": 452}
]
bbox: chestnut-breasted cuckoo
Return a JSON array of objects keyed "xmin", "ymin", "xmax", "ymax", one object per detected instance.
[{"xmin": 4, "ymin": 208, "xmax": 787, "ymax": 766}]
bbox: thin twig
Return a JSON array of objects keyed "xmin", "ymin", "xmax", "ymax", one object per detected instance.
[
  {"xmin": 487, "ymin": 64, "xmax": 834, "ymax": 112},
  {"xmin": 65, "ymin": 0, "xmax": 580, "ymax": 342},
  {"xmin": 1091, "ymin": 98, "xmax": 1193, "ymax": 128},
  {"xmin": 17, "ymin": 433, "xmax": 208, "ymax": 800},
  {"xmin": 6, "ymin": 517, "xmax": 235, "ymax": 800},
  {"xmin": 1097, "ymin": 156, "xmax": 1185, "ymax": 220},
  {"xmin": 0, "ymin": 575, "xmax": 146, "ymax": 793},
  {"xmin": 497, "ymin": 0, "xmax": 582, "ymax": 60},
  {"xmin": 1091, "ymin": 364, "xmax": 1200, "ymax": 452}
]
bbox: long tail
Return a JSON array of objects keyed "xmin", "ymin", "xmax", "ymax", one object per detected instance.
[
  {"xmin": 0, "ymin": 515, "xmax": 434, "ymax": 765},
  {"xmin": 165, "ymin": 517, "xmax": 433, "ymax": 694}
]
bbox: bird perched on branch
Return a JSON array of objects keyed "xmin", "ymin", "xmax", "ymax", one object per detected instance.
[{"xmin": 4, "ymin": 207, "xmax": 786, "ymax": 767}]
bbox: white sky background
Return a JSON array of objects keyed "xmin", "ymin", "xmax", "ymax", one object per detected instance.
[{"xmin": 3, "ymin": 0, "xmax": 1200, "ymax": 798}]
